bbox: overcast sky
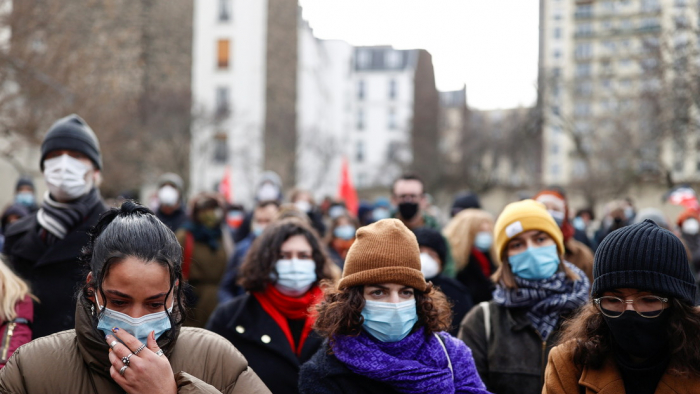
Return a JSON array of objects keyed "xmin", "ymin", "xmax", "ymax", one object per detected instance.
[{"xmin": 299, "ymin": 0, "xmax": 540, "ymax": 111}]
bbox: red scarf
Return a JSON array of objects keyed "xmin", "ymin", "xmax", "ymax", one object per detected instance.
[
  {"xmin": 471, "ymin": 248, "xmax": 492, "ymax": 277},
  {"xmin": 253, "ymin": 285, "xmax": 323, "ymax": 356}
]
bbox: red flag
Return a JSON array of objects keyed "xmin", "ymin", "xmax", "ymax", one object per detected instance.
[
  {"xmin": 337, "ymin": 157, "xmax": 359, "ymax": 217},
  {"xmin": 219, "ymin": 166, "xmax": 234, "ymax": 204}
]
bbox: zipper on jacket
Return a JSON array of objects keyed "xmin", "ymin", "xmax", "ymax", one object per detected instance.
[{"xmin": 1, "ymin": 322, "xmax": 17, "ymax": 361}]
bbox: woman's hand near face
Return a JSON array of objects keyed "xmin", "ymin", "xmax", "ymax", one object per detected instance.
[{"xmin": 106, "ymin": 329, "xmax": 177, "ymax": 394}]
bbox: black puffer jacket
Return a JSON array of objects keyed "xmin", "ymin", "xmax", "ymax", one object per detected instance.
[{"xmin": 2, "ymin": 198, "xmax": 108, "ymax": 338}]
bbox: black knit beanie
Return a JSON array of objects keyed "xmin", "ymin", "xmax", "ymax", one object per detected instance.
[
  {"xmin": 40, "ymin": 114, "xmax": 102, "ymax": 170},
  {"xmin": 412, "ymin": 227, "xmax": 447, "ymax": 264},
  {"xmin": 592, "ymin": 219, "xmax": 696, "ymax": 304}
]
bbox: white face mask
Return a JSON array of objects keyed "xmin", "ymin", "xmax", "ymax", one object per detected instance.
[
  {"xmin": 158, "ymin": 185, "xmax": 179, "ymax": 207},
  {"xmin": 419, "ymin": 252, "xmax": 440, "ymax": 279},
  {"xmin": 272, "ymin": 258, "xmax": 317, "ymax": 296},
  {"xmin": 683, "ymin": 218, "xmax": 700, "ymax": 235},
  {"xmin": 43, "ymin": 154, "xmax": 93, "ymax": 201},
  {"xmin": 295, "ymin": 200, "xmax": 312, "ymax": 213},
  {"xmin": 257, "ymin": 183, "xmax": 279, "ymax": 201}
]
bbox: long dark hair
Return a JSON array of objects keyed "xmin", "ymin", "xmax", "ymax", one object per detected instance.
[
  {"xmin": 237, "ymin": 217, "xmax": 332, "ymax": 292},
  {"xmin": 80, "ymin": 201, "xmax": 187, "ymax": 327},
  {"xmin": 558, "ymin": 299, "xmax": 700, "ymax": 376}
]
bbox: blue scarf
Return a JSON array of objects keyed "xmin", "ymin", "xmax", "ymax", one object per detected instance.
[{"xmin": 493, "ymin": 261, "xmax": 589, "ymax": 340}]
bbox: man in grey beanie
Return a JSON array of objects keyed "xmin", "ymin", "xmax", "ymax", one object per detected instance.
[{"xmin": 3, "ymin": 114, "xmax": 109, "ymax": 338}]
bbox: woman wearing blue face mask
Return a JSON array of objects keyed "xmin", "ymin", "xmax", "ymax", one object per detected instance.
[
  {"xmin": 299, "ymin": 219, "xmax": 490, "ymax": 394},
  {"xmin": 207, "ymin": 218, "xmax": 335, "ymax": 394},
  {"xmin": 325, "ymin": 214, "xmax": 359, "ymax": 269},
  {"xmin": 457, "ymin": 199, "xmax": 590, "ymax": 394},
  {"xmin": 0, "ymin": 201, "xmax": 270, "ymax": 393}
]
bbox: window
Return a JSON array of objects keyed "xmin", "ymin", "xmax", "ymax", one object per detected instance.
[
  {"xmin": 620, "ymin": 19, "xmax": 634, "ymax": 31},
  {"xmin": 553, "ymin": 49, "xmax": 562, "ymax": 59},
  {"xmin": 553, "ymin": 27, "xmax": 562, "ymax": 39},
  {"xmin": 575, "ymin": 23, "xmax": 593, "ymax": 37},
  {"xmin": 213, "ymin": 133, "xmax": 228, "ymax": 164},
  {"xmin": 357, "ymin": 50, "xmax": 371, "ymax": 68},
  {"xmin": 388, "ymin": 108, "xmax": 396, "ymax": 129},
  {"xmin": 218, "ymin": 0, "xmax": 232, "ymax": 22},
  {"xmin": 602, "ymin": 40, "xmax": 615, "ymax": 53},
  {"xmin": 641, "ymin": 0, "xmax": 660, "ymax": 12},
  {"xmin": 217, "ymin": 39, "xmax": 230, "ymax": 69},
  {"xmin": 551, "ymin": 143, "xmax": 559, "ymax": 155},
  {"xmin": 575, "ymin": 4, "xmax": 592, "ymax": 18},
  {"xmin": 575, "ymin": 63, "xmax": 591, "ymax": 77},
  {"xmin": 389, "ymin": 79, "xmax": 397, "ymax": 99},
  {"xmin": 385, "ymin": 50, "xmax": 402, "ymax": 68},
  {"xmin": 551, "ymin": 164, "xmax": 560, "ymax": 176},
  {"xmin": 356, "ymin": 109, "xmax": 364, "ymax": 130},
  {"xmin": 576, "ymin": 81, "xmax": 592, "ymax": 96},
  {"xmin": 216, "ymin": 87, "xmax": 229, "ymax": 117},
  {"xmin": 356, "ymin": 141, "xmax": 364, "ymax": 162},
  {"xmin": 387, "ymin": 141, "xmax": 401, "ymax": 161},
  {"xmin": 357, "ymin": 80, "xmax": 365, "ymax": 100},
  {"xmin": 575, "ymin": 103, "xmax": 591, "ymax": 117},
  {"xmin": 575, "ymin": 43, "xmax": 592, "ymax": 59},
  {"xmin": 552, "ymin": 106, "xmax": 560, "ymax": 116}
]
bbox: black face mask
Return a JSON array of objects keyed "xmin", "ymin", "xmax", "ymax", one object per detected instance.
[
  {"xmin": 603, "ymin": 310, "xmax": 669, "ymax": 359},
  {"xmin": 398, "ymin": 202, "xmax": 419, "ymax": 221}
]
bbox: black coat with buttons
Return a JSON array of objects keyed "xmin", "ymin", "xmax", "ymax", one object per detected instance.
[{"xmin": 206, "ymin": 293, "xmax": 323, "ymax": 394}]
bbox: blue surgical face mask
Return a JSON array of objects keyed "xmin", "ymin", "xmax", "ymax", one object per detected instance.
[
  {"xmin": 372, "ymin": 208, "xmax": 390, "ymax": 221},
  {"xmin": 15, "ymin": 192, "xmax": 35, "ymax": 207},
  {"xmin": 95, "ymin": 296, "xmax": 173, "ymax": 344},
  {"xmin": 508, "ymin": 244, "xmax": 560, "ymax": 280},
  {"xmin": 334, "ymin": 224, "xmax": 356, "ymax": 240},
  {"xmin": 272, "ymin": 258, "xmax": 317, "ymax": 296},
  {"xmin": 572, "ymin": 217, "xmax": 586, "ymax": 231},
  {"xmin": 473, "ymin": 231, "xmax": 493, "ymax": 251},
  {"xmin": 252, "ymin": 224, "xmax": 265, "ymax": 237},
  {"xmin": 361, "ymin": 299, "xmax": 418, "ymax": 342}
]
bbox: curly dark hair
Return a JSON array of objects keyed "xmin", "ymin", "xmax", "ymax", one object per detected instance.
[
  {"xmin": 313, "ymin": 280, "xmax": 453, "ymax": 344},
  {"xmin": 558, "ymin": 299, "xmax": 700, "ymax": 376},
  {"xmin": 237, "ymin": 217, "xmax": 333, "ymax": 292}
]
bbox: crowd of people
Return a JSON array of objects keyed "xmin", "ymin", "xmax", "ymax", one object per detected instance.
[{"xmin": 0, "ymin": 114, "xmax": 699, "ymax": 393}]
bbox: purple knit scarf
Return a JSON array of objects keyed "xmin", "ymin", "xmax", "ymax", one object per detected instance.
[{"xmin": 331, "ymin": 327, "xmax": 489, "ymax": 394}]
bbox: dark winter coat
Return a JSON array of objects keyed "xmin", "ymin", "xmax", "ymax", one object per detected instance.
[
  {"xmin": 206, "ymin": 294, "xmax": 323, "ymax": 394},
  {"xmin": 218, "ymin": 234, "xmax": 255, "ymax": 304},
  {"xmin": 429, "ymin": 275, "xmax": 474, "ymax": 336},
  {"xmin": 458, "ymin": 301, "xmax": 564, "ymax": 394},
  {"xmin": 456, "ymin": 252, "xmax": 496, "ymax": 304},
  {"xmin": 298, "ymin": 343, "xmax": 401, "ymax": 394},
  {"xmin": 2, "ymin": 199, "xmax": 108, "ymax": 339},
  {"xmin": 156, "ymin": 206, "xmax": 188, "ymax": 232}
]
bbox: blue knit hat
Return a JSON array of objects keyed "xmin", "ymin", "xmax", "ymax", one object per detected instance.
[{"xmin": 592, "ymin": 219, "xmax": 696, "ymax": 304}]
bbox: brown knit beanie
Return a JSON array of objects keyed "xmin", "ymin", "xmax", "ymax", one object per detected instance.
[{"xmin": 338, "ymin": 219, "xmax": 428, "ymax": 291}]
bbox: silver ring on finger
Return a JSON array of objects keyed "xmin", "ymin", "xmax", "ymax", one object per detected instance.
[
  {"xmin": 119, "ymin": 365, "xmax": 128, "ymax": 376},
  {"xmin": 155, "ymin": 349, "xmax": 164, "ymax": 357},
  {"xmin": 109, "ymin": 340, "xmax": 119, "ymax": 350},
  {"xmin": 133, "ymin": 344, "xmax": 147, "ymax": 355},
  {"xmin": 121, "ymin": 353, "xmax": 133, "ymax": 366}
]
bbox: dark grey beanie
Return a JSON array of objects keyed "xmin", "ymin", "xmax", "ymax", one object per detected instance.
[
  {"xmin": 40, "ymin": 114, "xmax": 102, "ymax": 170},
  {"xmin": 592, "ymin": 219, "xmax": 696, "ymax": 304}
]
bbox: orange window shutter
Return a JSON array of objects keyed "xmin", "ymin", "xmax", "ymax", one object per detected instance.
[{"xmin": 217, "ymin": 39, "xmax": 230, "ymax": 69}]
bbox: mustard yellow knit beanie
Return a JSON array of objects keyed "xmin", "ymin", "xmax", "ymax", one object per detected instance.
[
  {"xmin": 494, "ymin": 199, "xmax": 564, "ymax": 262},
  {"xmin": 338, "ymin": 219, "xmax": 428, "ymax": 291}
]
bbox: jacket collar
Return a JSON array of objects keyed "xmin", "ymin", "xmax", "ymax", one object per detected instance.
[
  {"xmin": 75, "ymin": 296, "xmax": 181, "ymax": 378},
  {"xmin": 579, "ymin": 355, "xmax": 695, "ymax": 393}
]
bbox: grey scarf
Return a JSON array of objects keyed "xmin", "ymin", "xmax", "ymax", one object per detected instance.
[{"xmin": 37, "ymin": 188, "xmax": 101, "ymax": 244}]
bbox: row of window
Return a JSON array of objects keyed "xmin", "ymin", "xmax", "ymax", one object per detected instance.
[
  {"xmin": 355, "ymin": 141, "xmax": 403, "ymax": 163},
  {"xmin": 356, "ymin": 108, "xmax": 398, "ymax": 130},
  {"xmin": 357, "ymin": 79, "xmax": 398, "ymax": 100},
  {"xmin": 356, "ymin": 49, "xmax": 403, "ymax": 69},
  {"xmin": 574, "ymin": 0, "xmax": 663, "ymax": 18}
]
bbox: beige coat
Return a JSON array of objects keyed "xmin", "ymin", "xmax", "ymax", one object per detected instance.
[
  {"xmin": 543, "ymin": 341, "xmax": 700, "ymax": 394},
  {"xmin": 0, "ymin": 299, "xmax": 270, "ymax": 394}
]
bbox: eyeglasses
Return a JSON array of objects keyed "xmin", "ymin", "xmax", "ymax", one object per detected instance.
[{"xmin": 594, "ymin": 295, "xmax": 669, "ymax": 318}]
